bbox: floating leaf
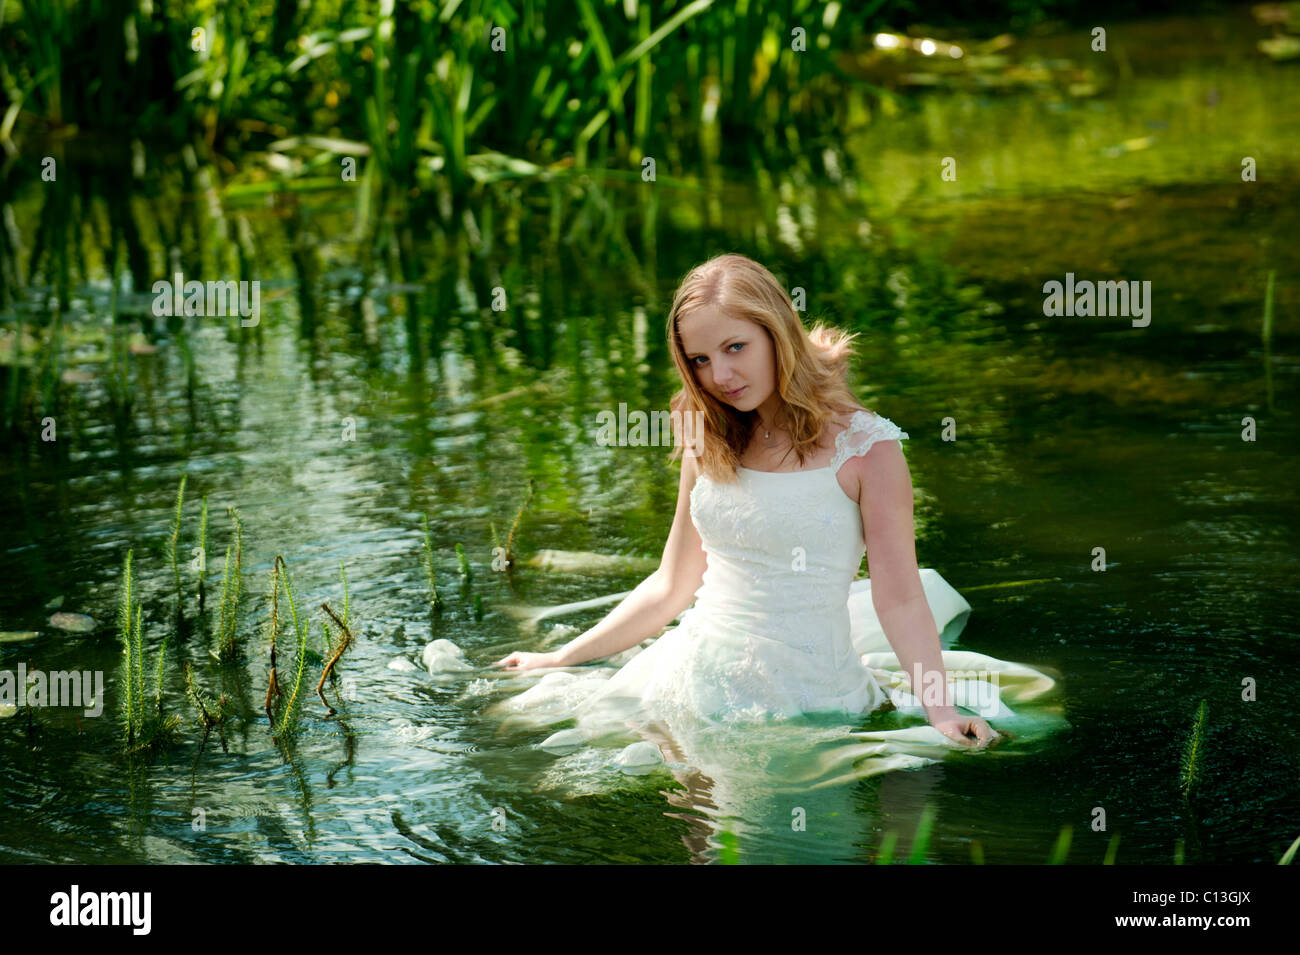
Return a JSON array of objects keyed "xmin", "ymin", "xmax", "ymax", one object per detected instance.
[
  {"xmin": 526, "ymin": 549, "xmax": 659, "ymax": 574},
  {"xmin": 1102, "ymin": 135, "xmax": 1156, "ymax": 158},
  {"xmin": 47, "ymin": 612, "xmax": 96, "ymax": 633},
  {"xmin": 1259, "ymin": 35, "xmax": 1300, "ymax": 61}
]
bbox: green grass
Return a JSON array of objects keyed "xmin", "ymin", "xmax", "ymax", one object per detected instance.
[
  {"xmin": 325, "ymin": 560, "xmax": 351, "ymax": 653},
  {"xmin": 504, "ymin": 478, "xmax": 536, "ymax": 569},
  {"xmin": 421, "ymin": 512, "xmax": 443, "ymax": 613},
  {"xmin": 877, "ymin": 818, "xmax": 1229, "ymax": 865},
  {"xmin": 196, "ymin": 495, "xmax": 209, "ymax": 613},
  {"xmin": 182, "ymin": 661, "xmax": 231, "ymax": 754},
  {"xmin": 1280, "ymin": 833, "xmax": 1300, "ymax": 865},
  {"xmin": 875, "ymin": 829, "xmax": 898, "ymax": 864},
  {"xmin": 1103, "ymin": 832, "xmax": 1120, "ymax": 865},
  {"xmin": 263, "ymin": 556, "xmax": 285, "ymax": 721},
  {"xmin": 168, "ymin": 474, "xmax": 187, "ymax": 614},
  {"xmin": 455, "ymin": 541, "xmax": 472, "ymax": 582},
  {"xmin": 906, "ymin": 804, "xmax": 936, "ymax": 863},
  {"xmin": 116, "ymin": 549, "xmax": 182, "ymax": 754},
  {"xmin": 1179, "ymin": 699, "xmax": 1208, "ymax": 796},
  {"xmin": 117, "ymin": 549, "xmax": 138, "ymax": 749},
  {"xmin": 271, "ymin": 555, "xmax": 311, "ymax": 737},
  {"xmin": 214, "ymin": 506, "xmax": 246, "ymax": 660},
  {"xmin": 1047, "ymin": 824, "xmax": 1073, "ymax": 864}
]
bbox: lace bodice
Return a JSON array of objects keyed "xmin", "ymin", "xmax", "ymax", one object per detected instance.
[{"xmin": 688, "ymin": 410, "xmax": 909, "ymax": 612}]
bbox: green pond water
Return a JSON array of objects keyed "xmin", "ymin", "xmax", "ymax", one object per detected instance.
[{"xmin": 0, "ymin": 12, "xmax": 1297, "ymax": 863}]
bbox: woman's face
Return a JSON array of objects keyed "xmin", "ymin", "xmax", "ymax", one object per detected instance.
[{"xmin": 677, "ymin": 306, "xmax": 778, "ymax": 414}]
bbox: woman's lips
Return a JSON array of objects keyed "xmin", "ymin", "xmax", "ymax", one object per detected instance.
[{"xmin": 723, "ymin": 386, "xmax": 746, "ymax": 400}]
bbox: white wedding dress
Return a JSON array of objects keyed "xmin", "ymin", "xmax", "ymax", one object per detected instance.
[{"xmin": 489, "ymin": 411, "xmax": 1066, "ymax": 809}]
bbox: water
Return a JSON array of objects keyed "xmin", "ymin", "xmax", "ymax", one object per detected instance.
[{"xmin": 1, "ymin": 12, "xmax": 1297, "ymax": 864}]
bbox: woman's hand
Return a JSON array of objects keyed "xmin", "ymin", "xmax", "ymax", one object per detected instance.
[
  {"xmin": 493, "ymin": 650, "xmax": 564, "ymax": 671},
  {"xmin": 930, "ymin": 712, "xmax": 998, "ymax": 749}
]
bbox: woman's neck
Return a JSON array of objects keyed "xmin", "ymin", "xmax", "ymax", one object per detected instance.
[{"xmin": 753, "ymin": 395, "xmax": 783, "ymax": 435}]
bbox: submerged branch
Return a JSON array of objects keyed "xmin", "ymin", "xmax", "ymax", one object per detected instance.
[{"xmin": 317, "ymin": 601, "xmax": 355, "ymax": 717}]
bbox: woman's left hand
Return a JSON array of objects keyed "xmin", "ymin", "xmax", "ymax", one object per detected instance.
[{"xmin": 931, "ymin": 714, "xmax": 997, "ymax": 748}]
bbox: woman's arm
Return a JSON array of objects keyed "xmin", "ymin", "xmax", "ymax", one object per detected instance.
[
  {"xmin": 551, "ymin": 452, "xmax": 708, "ymax": 666},
  {"xmin": 843, "ymin": 440, "xmax": 991, "ymax": 745},
  {"xmin": 844, "ymin": 441, "xmax": 952, "ymax": 713}
]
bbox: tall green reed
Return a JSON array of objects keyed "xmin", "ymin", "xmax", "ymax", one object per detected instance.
[
  {"xmin": 421, "ymin": 512, "xmax": 444, "ymax": 613},
  {"xmin": 317, "ymin": 596, "xmax": 356, "ymax": 717},
  {"xmin": 196, "ymin": 494, "xmax": 209, "ymax": 613},
  {"xmin": 263, "ymin": 556, "xmax": 284, "ymax": 721},
  {"xmin": 7, "ymin": 0, "xmax": 870, "ymax": 217},
  {"xmin": 168, "ymin": 474, "xmax": 187, "ymax": 615},
  {"xmin": 271, "ymin": 555, "xmax": 311, "ymax": 737},
  {"xmin": 1103, "ymin": 832, "xmax": 1120, "ymax": 865},
  {"xmin": 906, "ymin": 804, "xmax": 936, "ymax": 864},
  {"xmin": 116, "ymin": 548, "xmax": 181, "ymax": 754},
  {"xmin": 182, "ymin": 661, "xmax": 231, "ymax": 754},
  {"xmin": 214, "ymin": 505, "xmax": 245, "ymax": 659},
  {"xmin": 875, "ymin": 804, "xmax": 936, "ymax": 864},
  {"xmin": 504, "ymin": 478, "xmax": 536, "ymax": 570},
  {"xmin": 117, "ymin": 550, "xmax": 138, "ymax": 748},
  {"xmin": 1280, "ymin": 833, "xmax": 1300, "ymax": 865},
  {"xmin": 1047, "ymin": 824, "xmax": 1073, "ymax": 864},
  {"xmin": 1179, "ymin": 699, "xmax": 1208, "ymax": 796}
]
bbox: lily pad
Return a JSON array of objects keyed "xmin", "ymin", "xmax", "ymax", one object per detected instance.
[
  {"xmin": 45, "ymin": 595, "xmax": 64, "ymax": 610},
  {"xmin": 0, "ymin": 631, "xmax": 40, "ymax": 643},
  {"xmin": 47, "ymin": 612, "xmax": 97, "ymax": 633},
  {"xmin": 0, "ymin": 704, "xmax": 17, "ymax": 719}
]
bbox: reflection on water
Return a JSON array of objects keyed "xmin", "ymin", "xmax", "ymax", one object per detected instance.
[{"xmin": 1, "ymin": 14, "xmax": 1298, "ymax": 864}]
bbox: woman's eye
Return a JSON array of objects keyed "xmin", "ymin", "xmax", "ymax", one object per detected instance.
[{"xmin": 689, "ymin": 344, "xmax": 740, "ymax": 365}]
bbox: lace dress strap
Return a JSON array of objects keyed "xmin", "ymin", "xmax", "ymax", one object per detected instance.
[{"xmin": 830, "ymin": 411, "xmax": 909, "ymax": 474}]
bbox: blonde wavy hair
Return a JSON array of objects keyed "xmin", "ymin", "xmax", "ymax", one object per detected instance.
[{"xmin": 667, "ymin": 253, "xmax": 862, "ymax": 481}]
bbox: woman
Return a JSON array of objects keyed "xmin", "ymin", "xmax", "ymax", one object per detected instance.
[{"xmin": 493, "ymin": 253, "xmax": 1053, "ymax": 761}]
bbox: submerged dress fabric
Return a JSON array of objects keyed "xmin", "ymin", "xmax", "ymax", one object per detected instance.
[{"xmin": 489, "ymin": 411, "xmax": 1066, "ymax": 804}]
